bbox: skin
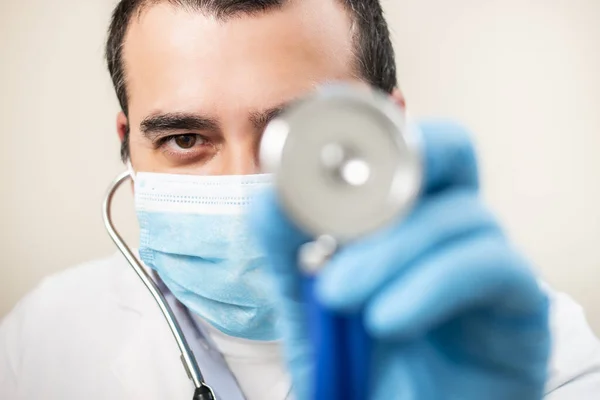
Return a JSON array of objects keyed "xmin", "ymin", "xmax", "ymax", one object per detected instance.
[{"xmin": 117, "ymin": 0, "xmax": 404, "ymax": 174}]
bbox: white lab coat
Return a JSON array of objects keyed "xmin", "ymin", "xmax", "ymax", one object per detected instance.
[{"xmin": 1, "ymin": 253, "xmax": 599, "ymax": 399}]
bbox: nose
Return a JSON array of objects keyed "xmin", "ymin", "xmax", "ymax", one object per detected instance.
[{"xmin": 219, "ymin": 136, "xmax": 261, "ymax": 175}]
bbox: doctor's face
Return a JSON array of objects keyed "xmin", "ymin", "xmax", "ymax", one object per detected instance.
[{"xmin": 118, "ymin": 0, "xmax": 361, "ymax": 175}]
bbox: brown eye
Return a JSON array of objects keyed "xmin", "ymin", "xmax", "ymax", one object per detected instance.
[{"xmin": 174, "ymin": 134, "xmax": 198, "ymax": 149}]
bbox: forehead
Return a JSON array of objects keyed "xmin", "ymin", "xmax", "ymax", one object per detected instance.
[{"xmin": 121, "ymin": 0, "xmax": 357, "ymax": 117}]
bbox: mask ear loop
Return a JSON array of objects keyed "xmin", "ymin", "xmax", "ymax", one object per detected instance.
[
  {"xmin": 126, "ymin": 159, "xmax": 136, "ymax": 182},
  {"xmin": 102, "ymin": 171, "xmax": 215, "ymax": 400}
]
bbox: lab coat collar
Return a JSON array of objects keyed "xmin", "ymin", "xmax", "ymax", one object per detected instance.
[
  {"xmin": 110, "ymin": 253, "xmax": 194, "ymax": 399},
  {"xmin": 110, "ymin": 252, "xmax": 246, "ymax": 400},
  {"xmin": 112, "ymin": 251, "xmax": 160, "ymax": 315}
]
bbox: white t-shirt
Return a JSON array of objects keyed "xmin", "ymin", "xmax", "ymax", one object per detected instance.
[{"xmin": 192, "ymin": 315, "xmax": 293, "ymax": 400}]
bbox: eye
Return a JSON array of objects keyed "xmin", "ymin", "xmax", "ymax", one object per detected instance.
[
  {"xmin": 159, "ymin": 133, "xmax": 208, "ymax": 151},
  {"xmin": 173, "ymin": 134, "xmax": 199, "ymax": 149},
  {"xmin": 156, "ymin": 134, "xmax": 212, "ymax": 163}
]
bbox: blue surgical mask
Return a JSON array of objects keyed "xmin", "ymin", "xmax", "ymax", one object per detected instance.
[{"xmin": 133, "ymin": 171, "xmax": 280, "ymax": 341}]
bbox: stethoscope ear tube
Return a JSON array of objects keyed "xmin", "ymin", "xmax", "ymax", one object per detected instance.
[{"xmin": 102, "ymin": 171, "xmax": 216, "ymax": 400}]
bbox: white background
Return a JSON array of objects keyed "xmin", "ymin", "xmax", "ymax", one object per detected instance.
[{"xmin": 1, "ymin": 0, "xmax": 599, "ymax": 333}]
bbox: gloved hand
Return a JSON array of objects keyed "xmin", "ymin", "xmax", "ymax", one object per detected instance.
[{"xmin": 249, "ymin": 121, "xmax": 551, "ymax": 400}]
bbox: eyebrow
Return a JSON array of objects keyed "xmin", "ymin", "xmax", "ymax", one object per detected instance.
[
  {"xmin": 250, "ymin": 105, "xmax": 288, "ymax": 129},
  {"xmin": 140, "ymin": 112, "xmax": 219, "ymax": 140},
  {"xmin": 140, "ymin": 103, "xmax": 291, "ymax": 141}
]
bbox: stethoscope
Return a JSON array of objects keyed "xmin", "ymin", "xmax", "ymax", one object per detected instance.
[
  {"xmin": 102, "ymin": 84, "xmax": 422, "ymax": 400},
  {"xmin": 103, "ymin": 171, "xmax": 217, "ymax": 400}
]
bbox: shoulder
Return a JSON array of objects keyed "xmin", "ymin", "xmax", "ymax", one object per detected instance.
[
  {"xmin": 8, "ymin": 254, "xmax": 131, "ymax": 319},
  {"xmin": 35, "ymin": 252, "xmax": 130, "ymax": 298},
  {"xmin": 0, "ymin": 253, "xmax": 148, "ymax": 387},
  {"xmin": 1, "ymin": 255, "xmax": 134, "ymax": 339},
  {"xmin": 0, "ymin": 253, "xmax": 140, "ymax": 356}
]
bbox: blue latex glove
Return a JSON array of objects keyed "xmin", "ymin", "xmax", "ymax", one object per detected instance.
[{"xmin": 249, "ymin": 121, "xmax": 551, "ymax": 400}]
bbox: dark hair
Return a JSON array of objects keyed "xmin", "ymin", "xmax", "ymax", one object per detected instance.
[{"xmin": 106, "ymin": 0, "xmax": 397, "ymax": 161}]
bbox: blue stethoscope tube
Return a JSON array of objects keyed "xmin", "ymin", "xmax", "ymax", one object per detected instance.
[{"xmin": 302, "ymin": 275, "xmax": 371, "ymax": 400}]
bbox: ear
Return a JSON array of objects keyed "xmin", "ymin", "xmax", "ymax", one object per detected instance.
[
  {"xmin": 116, "ymin": 111, "xmax": 129, "ymax": 143},
  {"xmin": 116, "ymin": 112, "xmax": 135, "ymax": 190},
  {"xmin": 390, "ymin": 88, "xmax": 406, "ymax": 110}
]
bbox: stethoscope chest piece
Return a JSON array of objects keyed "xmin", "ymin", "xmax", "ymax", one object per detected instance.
[
  {"xmin": 260, "ymin": 85, "xmax": 423, "ymax": 242},
  {"xmin": 260, "ymin": 85, "xmax": 423, "ymax": 400}
]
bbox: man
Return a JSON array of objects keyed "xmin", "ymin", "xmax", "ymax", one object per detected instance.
[{"xmin": 1, "ymin": 0, "xmax": 599, "ymax": 399}]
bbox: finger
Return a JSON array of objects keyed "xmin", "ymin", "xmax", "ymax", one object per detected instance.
[
  {"xmin": 418, "ymin": 120, "xmax": 480, "ymax": 194},
  {"xmin": 371, "ymin": 341, "xmax": 437, "ymax": 400},
  {"xmin": 317, "ymin": 189, "xmax": 500, "ymax": 311},
  {"xmin": 248, "ymin": 188, "xmax": 311, "ymax": 299},
  {"xmin": 248, "ymin": 189, "xmax": 314, "ymax": 400},
  {"xmin": 365, "ymin": 233, "xmax": 546, "ymax": 340}
]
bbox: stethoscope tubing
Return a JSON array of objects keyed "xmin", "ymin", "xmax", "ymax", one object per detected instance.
[
  {"xmin": 102, "ymin": 172, "xmax": 216, "ymax": 400},
  {"xmin": 303, "ymin": 275, "xmax": 371, "ymax": 400}
]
